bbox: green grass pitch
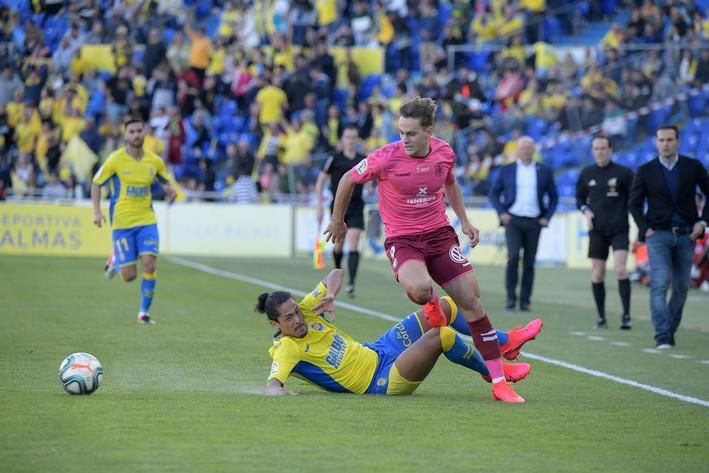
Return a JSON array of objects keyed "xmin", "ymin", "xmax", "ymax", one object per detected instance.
[{"xmin": 1, "ymin": 254, "xmax": 707, "ymax": 472}]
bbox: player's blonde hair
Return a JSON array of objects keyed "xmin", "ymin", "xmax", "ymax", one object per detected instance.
[{"xmin": 399, "ymin": 97, "xmax": 437, "ymax": 129}]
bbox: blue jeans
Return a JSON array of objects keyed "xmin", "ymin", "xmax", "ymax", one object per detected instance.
[{"xmin": 646, "ymin": 231, "xmax": 694, "ymax": 345}]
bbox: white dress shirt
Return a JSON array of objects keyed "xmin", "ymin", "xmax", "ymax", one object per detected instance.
[{"xmin": 508, "ymin": 161, "xmax": 540, "ymax": 218}]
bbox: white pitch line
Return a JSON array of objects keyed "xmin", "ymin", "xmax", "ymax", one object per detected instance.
[
  {"xmin": 521, "ymin": 352, "xmax": 709, "ymax": 408},
  {"xmin": 171, "ymin": 257, "xmax": 709, "ymax": 408}
]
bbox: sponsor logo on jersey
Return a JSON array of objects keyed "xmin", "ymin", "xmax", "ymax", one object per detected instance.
[
  {"xmin": 394, "ymin": 321, "xmax": 412, "ymax": 347},
  {"xmin": 325, "ymin": 332, "xmax": 347, "ymax": 368},
  {"xmin": 449, "ymin": 245, "xmax": 470, "ymax": 266},
  {"xmin": 126, "ymin": 185, "xmax": 149, "ymax": 197}
]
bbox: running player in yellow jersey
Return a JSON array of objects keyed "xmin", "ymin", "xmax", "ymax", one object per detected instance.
[
  {"xmin": 257, "ymin": 269, "xmax": 543, "ymax": 397},
  {"xmin": 91, "ymin": 118, "xmax": 176, "ymax": 325}
]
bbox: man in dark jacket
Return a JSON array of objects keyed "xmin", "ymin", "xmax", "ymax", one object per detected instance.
[
  {"xmin": 489, "ymin": 136, "xmax": 558, "ymax": 312},
  {"xmin": 629, "ymin": 125, "xmax": 709, "ymax": 349}
]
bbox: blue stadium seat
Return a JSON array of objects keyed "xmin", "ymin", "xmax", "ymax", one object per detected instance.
[
  {"xmin": 680, "ymin": 133, "xmax": 700, "ymax": 155},
  {"xmin": 543, "ymin": 16, "xmax": 563, "ymax": 43},
  {"xmin": 646, "ymin": 106, "xmax": 671, "ymax": 134},
  {"xmin": 687, "ymin": 91, "xmax": 706, "ymax": 118},
  {"xmin": 601, "ymin": 0, "xmax": 618, "ymax": 15},
  {"xmin": 558, "ymin": 184, "xmax": 576, "ymax": 198},
  {"xmin": 357, "ymin": 74, "xmax": 382, "ymax": 101},
  {"xmin": 333, "ymin": 88, "xmax": 349, "ymax": 111},
  {"xmin": 438, "ymin": 3, "xmax": 452, "ymax": 24},
  {"xmin": 218, "ymin": 100, "xmax": 238, "ymax": 118},
  {"xmin": 700, "ymin": 119, "xmax": 709, "ymax": 137},
  {"xmin": 684, "ymin": 118, "xmax": 703, "ymax": 136},
  {"xmin": 468, "ymin": 50, "xmax": 490, "ymax": 72},
  {"xmin": 526, "ymin": 118, "xmax": 548, "ymax": 141},
  {"xmin": 163, "ymin": 27, "xmax": 176, "ymax": 44}
]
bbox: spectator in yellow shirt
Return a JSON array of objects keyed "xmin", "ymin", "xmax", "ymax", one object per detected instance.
[
  {"xmin": 281, "ymin": 117, "xmax": 313, "ymax": 165},
  {"xmin": 6, "ymin": 88, "xmax": 25, "ymax": 129},
  {"xmin": 143, "ymin": 126, "xmax": 166, "ymax": 157},
  {"xmin": 255, "ymin": 78, "xmax": 288, "ymax": 126},
  {"xmin": 186, "ymin": 24, "xmax": 212, "ymax": 82},
  {"xmin": 14, "ymin": 107, "xmax": 39, "ymax": 154},
  {"xmin": 61, "ymin": 108, "xmax": 87, "ymax": 143}
]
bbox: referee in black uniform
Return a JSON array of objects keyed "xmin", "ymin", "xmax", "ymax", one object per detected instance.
[
  {"xmin": 316, "ymin": 125, "xmax": 366, "ymax": 297},
  {"xmin": 576, "ymin": 136, "xmax": 634, "ymax": 329}
]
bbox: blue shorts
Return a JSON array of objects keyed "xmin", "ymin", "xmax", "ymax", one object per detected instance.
[
  {"xmin": 364, "ymin": 313, "xmax": 425, "ymax": 395},
  {"xmin": 112, "ymin": 224, "xmax": 159, "ymax": 268}
]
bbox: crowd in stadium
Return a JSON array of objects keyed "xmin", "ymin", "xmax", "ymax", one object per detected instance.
[{"xmin": 0, "ymin": 0, "xmax": 707, "ymax": 205}]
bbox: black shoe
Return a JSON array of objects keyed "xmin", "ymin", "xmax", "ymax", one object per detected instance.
[
  {"xmin": 519, "ymin": 303, "xmax": 531, "ymax": 312},
  {"xmin": 620, "ymin": 315, "xmax": 632, "ymax": 330},
  {"xmin": 346, "ymin": 284, "xmax": 355, "ymax": 298},
  {"xmin": 595, "ymin": 318, "xmax": 608, "ymax": 329},
  {"xmin": 504, "ymin": 300, "xmax": 516, "ymax": 311}
]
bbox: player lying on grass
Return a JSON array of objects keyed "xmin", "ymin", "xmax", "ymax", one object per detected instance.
[{"xmin": 257, "ymin": 269, "xmax": 543, "ymax": 398}]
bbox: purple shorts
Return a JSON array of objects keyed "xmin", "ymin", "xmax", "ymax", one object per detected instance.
[{"xmin": 384, "ymin": 225, "xmax": 473, "ymax": 286}]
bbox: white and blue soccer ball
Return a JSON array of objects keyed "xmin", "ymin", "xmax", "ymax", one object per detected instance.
[{"xmin": 58, "ymin": 353, "xmax": 104, "ymax": 395}]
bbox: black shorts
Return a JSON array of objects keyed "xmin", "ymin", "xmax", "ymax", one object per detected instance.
[
  {"xmin": 333, "ymin": 200, "xmax": 365, "ymax": 230},
  {"xmin": 588, "ymin": 232, "xmax": 629, "ymax": 260}
]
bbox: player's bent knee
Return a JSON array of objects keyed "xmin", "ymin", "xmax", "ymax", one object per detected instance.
[
  {"xmin": 407, "ymin": 287, "xmax": 431, "ymax": 305},
  {"xmin": 438, "ymin": 326, "xmax": 456, "ymax": 351}
]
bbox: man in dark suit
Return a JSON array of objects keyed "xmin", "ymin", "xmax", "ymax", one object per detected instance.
[
  {"xmin": 629, "ymin": 124, "xmax": 709, "ymax": 349},
  {"xmin": 489, "ymin": 136, "xmax": 559, "ymax": 311}
]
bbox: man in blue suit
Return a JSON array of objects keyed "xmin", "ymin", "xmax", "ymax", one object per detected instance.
[{"xmin": 489, "ymin": 136, "xmax": 558, "ymax": 311}]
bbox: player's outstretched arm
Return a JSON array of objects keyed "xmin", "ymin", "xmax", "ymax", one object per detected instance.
[
  {"xmin": 324, "ymin": 171, "xmax": 356, "ymax": 243},
  {"xmin": 265, "ymin": 378, "xmax": 298, "ymax": 396},
  {"xmin": 444, "ymin": 178, "xmax": 480, "ymax": 247},
  {"xmin": 313, "ymin": 269, "xmax": 345, "ymax": 316}
]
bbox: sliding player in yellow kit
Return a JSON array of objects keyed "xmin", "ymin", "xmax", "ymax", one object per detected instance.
[
  {"xmin": 91, "ymin": 118, "xmax": 176, "ymax": 324},
  {"xmin": 257, "ymin": 269, "xmax": 542, "ymax": 397}
]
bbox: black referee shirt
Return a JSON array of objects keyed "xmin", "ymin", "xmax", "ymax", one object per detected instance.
[
  {"xmin": 576, "ymin": 161, "xmax": 634, "ymax": 234},
  {"xmin": 322, "ymin": 151, "xmax": 366, "ymax": 202}
]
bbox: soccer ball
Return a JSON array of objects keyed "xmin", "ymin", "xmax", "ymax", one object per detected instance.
[{"xmin": 58, "ymin": 353, "xmax": 104, "ymax": 395}]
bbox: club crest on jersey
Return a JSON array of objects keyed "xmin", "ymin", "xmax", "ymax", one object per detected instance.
[
  {"xmin": 149, "ymin": 167, "xmax": 155, "ymax": 177},
  {"xmin": 435, "ymin": 163, "xmax": 444, "ymax": 177},
  {"xmin": 588, "ymin": 179, "xmax": 597, "ymax": 186},
  {"xmin": 310, "ymin": 322, "xmax": 325, "ymax": 331},
  {"xmin": 355, "ymin": 159, "xmax": 368, "ymax": 175}
]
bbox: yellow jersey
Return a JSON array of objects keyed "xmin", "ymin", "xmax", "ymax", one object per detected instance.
[
  {"xmin": 256, "ymin": 85, "xmax": 288, "ymax": 124},
  {"xmin": 92, "ymin": 148, "xmax": 168, "ymax": 230},
  {"xmin": 268, "ymin": 282, "xmax": 379, "ymax": 393}
]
